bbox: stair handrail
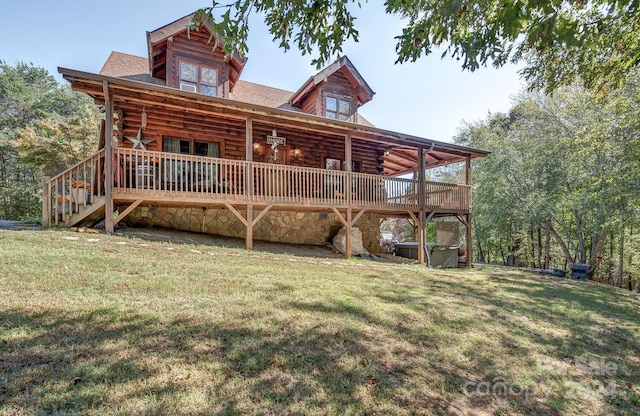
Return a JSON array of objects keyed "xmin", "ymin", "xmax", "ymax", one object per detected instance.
[
  {"xmin": 42, "ymin": 149, "xmax": 106, "ymax": 227},
  {"xmin": 47, "ymin": 148, "xmax": 106, "ymax": 184}
]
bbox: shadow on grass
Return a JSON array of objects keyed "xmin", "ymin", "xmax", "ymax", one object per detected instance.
[
  {"xmin": 449, "ymin": 270, "xmax": 640, "ymax": 414},
  {"xmin": 1, "ymin": 300, "xmax": 565, "ymax": 416},
  {"xmin": 1, "ymin": 267, "xmax": 638, "ymax": 415}
]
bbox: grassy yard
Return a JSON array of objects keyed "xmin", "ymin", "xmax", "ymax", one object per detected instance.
[{"xmin": 0, "ymin": 229, "xmax": 639, "ymax": 415}]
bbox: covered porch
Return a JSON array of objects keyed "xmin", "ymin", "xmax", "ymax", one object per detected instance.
[{"xmin": 45, "ymin": 68, "xmax": 489, "ymax": 265}]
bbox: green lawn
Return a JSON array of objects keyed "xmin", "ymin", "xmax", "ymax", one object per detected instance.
[{"xmin": 1, "ymin": 229, "xmax": 639, "ymax": 415}]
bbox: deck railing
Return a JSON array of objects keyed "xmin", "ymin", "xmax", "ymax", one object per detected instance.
[
  {"xmin": 110, "ymin": 148, "xmax": 471, "ymax": 211},
  {"xmin": 43, "ymin": 149, "xmax": 106, "ymax": 226},
  {"xmin": 43, "ymin": 148, "xmax": 471, "ymax": 226}
]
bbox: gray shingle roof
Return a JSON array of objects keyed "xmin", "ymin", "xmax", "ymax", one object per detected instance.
[{"xmin": 99, "ymin": 51, "xmax": 165, "ymax": 85}]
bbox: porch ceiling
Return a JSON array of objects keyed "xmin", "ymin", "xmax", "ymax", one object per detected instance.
[{"xmin": 59, "ymin": 67, "xmax": 489, "ymax": 176}]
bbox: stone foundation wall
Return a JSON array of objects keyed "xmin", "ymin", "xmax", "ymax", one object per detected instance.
[{"xmin": 126, "ymin": 206, "xmax": 382, "ymax": 253}]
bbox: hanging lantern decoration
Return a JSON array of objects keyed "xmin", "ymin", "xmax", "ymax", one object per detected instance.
[{"xmin": 141, "ymin": 107, "xmax": 148, "ymax": 130}]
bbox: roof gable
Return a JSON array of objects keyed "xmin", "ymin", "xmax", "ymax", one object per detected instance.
[
  {"xmin": 290, "ymin": 56, "xmax": 375, "ymax": 108},
  {"xmin": 146, "ymin": 12, "xmax": 246, "ymax": 89}
]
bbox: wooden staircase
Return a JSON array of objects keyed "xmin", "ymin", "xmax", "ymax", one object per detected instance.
[
  {"xmin": 43, "ymin": 149, "xmax": 107, "ymax": 229},
  {"xmin": 62, "ymin": 196, "xmax": 106, "ymax": 228}
]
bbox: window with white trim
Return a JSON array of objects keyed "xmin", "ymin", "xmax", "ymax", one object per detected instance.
[{"xmin": 179, "ymin": 61, "xmax": 218, "ymax": 96}]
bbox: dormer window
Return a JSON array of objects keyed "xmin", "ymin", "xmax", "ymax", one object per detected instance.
[
  {"xmin": 179, "ymin": 60, "xmax": 218, "ymax": 96},
  {"xmin": 325, "ymin": 95, "xmax": 351, "ymax": 121}
]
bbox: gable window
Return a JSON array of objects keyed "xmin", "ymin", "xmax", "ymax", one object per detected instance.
[
  {"xmin": 179, "ymin": 61, "xmax": 218, "ymax": 96},
  {"xmin": 325, "ymin": 95, "xmax": 351, "ymax": 120}
]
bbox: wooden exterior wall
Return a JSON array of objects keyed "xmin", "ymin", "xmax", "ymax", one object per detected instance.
[
  {"xmin": 117, "ymin": 103, "xmax": 241, "ymax": 158},
  {"xmin": 115, "ymin": 101, "xmax": 385, "ymax": 174}
]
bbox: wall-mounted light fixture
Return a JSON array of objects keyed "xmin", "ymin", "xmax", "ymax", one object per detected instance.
[
  {"xmin": 292, "ymin": 147, "xmax": 302, "ymax": 159},
  {"xmin": 252, "ymin": 142, "xmax": 262, "ymax": 155}
]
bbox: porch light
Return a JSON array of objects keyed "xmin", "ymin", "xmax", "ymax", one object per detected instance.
[
  {"xmin": 253, "ymin": 142, "xmax": 262, "ymax": 155},
  {"xmin": 292, "ymin": 147, "xmax": 302, "ymax": 159}
]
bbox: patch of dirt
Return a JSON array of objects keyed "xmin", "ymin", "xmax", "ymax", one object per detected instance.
[
  {"xmin": 114, "ymin": 226, "xmax": 416, "ymax": 263},
  {"xmin": 114, "ymin": 225, "xmax": 345, "ymax": 259}
]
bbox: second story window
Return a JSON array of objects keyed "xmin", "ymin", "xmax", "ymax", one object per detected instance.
[
  {"xmin": 325, "ymin": 95, "xmax": 351, "ymax": 120},
  {"xmin": 179, "ymin": 61, "xmax": 218, "ymax": 96}
]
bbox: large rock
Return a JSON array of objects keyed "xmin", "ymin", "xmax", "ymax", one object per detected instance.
[{"xmin": 332, "ymin": 227, "xmax": 369, "ymax": 256}]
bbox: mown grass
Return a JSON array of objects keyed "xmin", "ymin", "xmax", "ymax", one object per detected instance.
[{"xmin": 0, "ymin": 229, "xmax": 639, "ymax": 415}]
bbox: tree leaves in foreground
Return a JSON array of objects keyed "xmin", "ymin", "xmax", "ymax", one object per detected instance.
[
  {"xmin": 0, "ymin": 61, "xmax": 100, "ymax": 220},
  {"xmin": 456, "ymin": 77, "xmax": 640, "ymax": 288},
  {"xmin": 195, "ymin": 0, "xmax": 640, "ymax": 93}
]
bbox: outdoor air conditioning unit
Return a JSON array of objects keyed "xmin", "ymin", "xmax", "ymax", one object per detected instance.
[{"xmin": 180, "ymin": 83, "xmax": 197, "ymax": 93}]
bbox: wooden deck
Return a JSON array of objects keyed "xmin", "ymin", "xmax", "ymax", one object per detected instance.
[{"xmin": 43, "ymin": 148, "xmax": 471, "ymax": 228}]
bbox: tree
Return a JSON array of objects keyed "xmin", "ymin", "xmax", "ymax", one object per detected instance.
[
  {"xmin": 457, "ymin": 78, "xmax": 640, "ymax": 285},
  {"xmin": 195, "ymin": 0, "xmax": 640, "ymax": 93},
  {"xmin": 0, "ymin": 61, "xmax": 100, "ymax": 220}
]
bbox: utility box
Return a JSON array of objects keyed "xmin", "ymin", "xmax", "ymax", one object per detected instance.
[{"xmin": 430, "ymin": 246, "xmax": 459, "ymax": 268}]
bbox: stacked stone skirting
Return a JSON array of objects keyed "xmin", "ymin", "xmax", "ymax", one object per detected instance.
[{"xmin": 125, "ymin": 206, "xmax": 382, "ymax": 253}]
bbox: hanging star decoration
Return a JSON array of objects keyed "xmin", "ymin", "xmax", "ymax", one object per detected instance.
[{"xmin": 124, "ymin": 128, "xmax": 155, "ymax": 150}]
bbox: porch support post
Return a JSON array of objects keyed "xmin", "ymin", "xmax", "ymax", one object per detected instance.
[
  {"xmin": 345, "ymin": 132, "xmax": 352, "ymax": 207},
  {"xmin": 345, "ymin": 132, "xmax": 353, "ymax": 259},
  {"xmin": 345, "ymin": 132, "xmax": 352, "ymax": 173},
  {"xmin": 456, "ymin": 214, "xmax": 473, "ymax": 267},
  {"xmin": 465, "ymin": 155, "xmax": 471, "ymax": 186},
  {"xmin": 424, "ymin": 211, "xmax": 436, "ymax": 267},
  {"xmin": 103, "ymin": 81, "xmax": 114, "ymax": 233},
  {"xmin": 417, "ymin": 147, "xmax": 427, "ymax": 264},
  {"xmin": 346, "ymin": 208, "xmax": 352, "ymax": 259},
  {"xmin": 465, "ymin": 156, "xmax": 472, "ymax": 267},
  {"xmin": 245, "ymin": 117, "xmax": 254, "ymax": 251},
  {"xmin": 246, "ymin": 204, "xmax": 253, "ymax": 250},
  {"xmin": 466, "ymin": 213, "xmax": 472, "ymax": 267},
  {"xmin": 246, "ymin": 116, "xmax": 253, "ymax": 162}
]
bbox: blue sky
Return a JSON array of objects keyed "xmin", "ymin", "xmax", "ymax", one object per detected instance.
[{"xmin": 0, "ymin": 0, "xmax": 523, "ymax": 142}]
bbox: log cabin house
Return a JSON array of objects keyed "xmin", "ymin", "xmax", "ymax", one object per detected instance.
[{"xmin": 44, "ymin": 12, "xmax": 489, "ymax": 264}]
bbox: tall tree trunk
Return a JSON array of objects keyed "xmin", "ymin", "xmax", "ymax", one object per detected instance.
[
  {"xmin": 608, "ymin": 230, "xmax": 614, "ymax": 285},
  {"xmin": 529, "ymin": 226, "xmax": 536, "ymax": 267},
  {"xmin": 617, "ymin": 224, "xmax": 625, "ymax": 288},
  {"xmin": 587, "ymin": 225, "xmax": 609, "ymax": 279},
  {"xmin": 537, "ymin": 227, "xmax": 543, "ymax": 269},
  {"xmin": 544, "ymin": 220, "xmax": 574, "ymax": 266},
  {"xmin": 473, "ymin": 217, "xmax": 485, "ymax": 263},
  {"xmin": 544, "ymin": 227, "xmax": 551, "ymax": 269},
  {"xmin": 574, "ymin": 210, "xmax": 586, "ymax": 263}
]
